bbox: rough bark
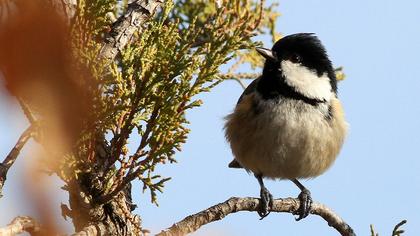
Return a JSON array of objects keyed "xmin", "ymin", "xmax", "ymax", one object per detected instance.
[
  {"xmin": 99, "ymin": 0, "xmax": 164, "ymax": 61},
  {"xmin": 61, "ymin": 138, "xmax": 143, "ymax": 236},
  {"xmin": 157, "ymin": 197, "xmax": 356, "ymax": 236},
  {"xmin": 67, "ymin": 190, "xmax": 142, "ymax": 235},
  {"xmin": 62, "ymin": 1, "xmax": 164, "ymax": 235},
  {"xmin": 1, "ymin": 197, "xmax": 356, "ymax": 236}
]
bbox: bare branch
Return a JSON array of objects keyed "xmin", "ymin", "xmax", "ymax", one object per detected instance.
[
  {"xmin": 0, "ymin": 125, "xmax": 34, "ymax": 197},
  {"xmin": 99, "ymin": 0, "xmax": 164, "ymax": 61},
  {"xmin": 219, "ymin": 72, "xmax": 260, "ymax": 90},
  {"xmin": 0, "ymin": 216, "xmax": 41, "ymax": 235},
  {"xmin": 157, "ymin": 197, "xmax": 356, "ymax": 236},
  {"xmin": 219, "ymin": 72, "xmax": 260, "ymax": 81},
  {"xmin": 232, "ymin": 77, "xmax": 247, "ymax": 90},
  {"xmin": 392, "ymin": 220, "xmax": 407, "ymax": 236}
]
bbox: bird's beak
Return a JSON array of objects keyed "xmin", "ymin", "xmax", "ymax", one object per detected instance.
[{"xmin": 256, "ymin": 47, "xmax": 277, "ymax": 62}]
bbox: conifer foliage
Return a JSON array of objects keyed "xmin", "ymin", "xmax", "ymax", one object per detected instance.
[{"xmin": 0, "ymin": 0, "xmax": 279, "ymax": 234}]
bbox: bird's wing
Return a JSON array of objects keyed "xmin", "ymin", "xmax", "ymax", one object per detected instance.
[
  {"xmin": 228, "ymin": 77, "xmax": 261, "ymax": 169},
  {"xmin": 236, "ymin": 76, "xmax": 261, "ymax": 105}
]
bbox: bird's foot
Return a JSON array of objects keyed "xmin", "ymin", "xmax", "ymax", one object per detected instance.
[
  {"xmin": 258, "ymin": 186, "xmax": 273, "ymax": 220},
  {"xmin": 294, "ymin": 189, "xmax": 312, "ymax": 221}
]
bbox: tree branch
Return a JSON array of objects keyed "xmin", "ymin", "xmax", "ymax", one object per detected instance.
[
  {"xmin": 157, "ymin": 197, "xmax": 356, "ymax": 236},
  {"xmin": 0, "ymin": 125, "xmax": 34, "ymax": 198},
  {"xmin": 0, "ymin": 216, "xmax": 41, "ymax": 235},
  {"xmin": 219, "ymin": 72, "xmax": 261, "ymax": 90},
  {"xmin": 99, "ymin": 0, "xmax": 164, "ymax": 61}
]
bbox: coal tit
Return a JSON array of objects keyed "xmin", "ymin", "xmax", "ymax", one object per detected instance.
[{"xmin": 224, "ymin": 33, "xmax": 348, "ymax": 220}]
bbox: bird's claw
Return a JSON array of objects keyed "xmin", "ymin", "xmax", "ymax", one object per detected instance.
[
  {"xmin": 258, "ymin": 187, "xmax": 273, "ymax": 219},
  {"xmin": 294, "ymin": 189, "xmax": 312, "ymax": 221}
]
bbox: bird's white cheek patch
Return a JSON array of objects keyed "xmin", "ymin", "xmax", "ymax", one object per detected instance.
[{"xmin": 281, "ymin": 60, "xmax": 332, "ymax": 101}]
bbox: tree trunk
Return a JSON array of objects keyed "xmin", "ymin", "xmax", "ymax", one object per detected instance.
[
  {"xmin": 68, "ymin": 185, "xmax": 141, "ymax": 235},
  {"xmin": 65, "ymin": 141, "xmax": 142, "ymax": 236}
]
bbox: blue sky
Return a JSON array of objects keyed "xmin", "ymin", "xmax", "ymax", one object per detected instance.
[{"xmin": 1, "ymin": 0, "xmax": 420, "ymax": 235}]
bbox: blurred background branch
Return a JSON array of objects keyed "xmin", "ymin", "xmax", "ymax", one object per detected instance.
[
  {"xmin": 0, "ymin": 125, "xmax": 35, "ymax": 198},
  {"xmin": 0, "ymin": 216, "xmax": 41, "ymax": 236}
]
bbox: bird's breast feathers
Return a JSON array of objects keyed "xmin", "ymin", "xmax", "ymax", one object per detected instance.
[{"xmin": 225, "ymin": 92, "xmax": 348, "ymax": 179}]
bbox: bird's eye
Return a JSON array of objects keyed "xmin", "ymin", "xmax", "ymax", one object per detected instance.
[{"xmin": 289, "ymin": 53, "xmax": 301, "ymax": 63}]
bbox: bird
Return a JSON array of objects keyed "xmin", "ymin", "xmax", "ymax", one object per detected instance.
[{"xmin": 224, "ymin": 33, "xmax": 348, "ymax": 220}]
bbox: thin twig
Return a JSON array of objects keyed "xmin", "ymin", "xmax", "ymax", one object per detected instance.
[
  {"xmin": 0, "ymin": 125, "xmax": 34, "ymax": 198},
  {"xmin": 219, "ymin": 72, "xmax": 260, "ymax": 90},
  {"xmin": 98, "ymin": 103, "xmax": 161, "ymax": 206},
  {"xmin": 109, "ymin": 98, "xmax": 140, "ymax": 167},
  {"xmin": 219, "ymin": 72, "xmax": 260, "ymax": 80},
  {"xmin": 135, "ymin": 106, "xmax": 160, "ymax": 156},
  {"xmin": 370, "ymin": 224, "xmax": 378, "ymax": 236},
  {"xmin": 249, "ymin": 0, "xmax": 265, "ymax": 32},
  {"xmin": 392, "ymin": 220, "xmax": 407, "ymax": 236},
  {"xmin": 17, "ymin": 98, "xmax": 36, "ymax": 124},
  {"xmin": 157, "ymin": 197, "xmax": 356, "ymax": 236},
  {"xmin": 232, "ymin": 77, "xmax": 247, "ymax": 90},
  {"xmin": 94, "ymin": 164, "xmax": 144, "ymax": 206}
]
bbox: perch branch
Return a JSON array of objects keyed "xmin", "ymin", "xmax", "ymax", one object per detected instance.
[
  {"xmin": 0, "ymin": 125, "xmax": 34, "ymax": 198},
  {"xmin": 157, "ymin": 197, "xmax": 356, "ymax": 236},
  {"xmin": 0, "ymin": 216, "xmax": 41, "ymax": 235}
]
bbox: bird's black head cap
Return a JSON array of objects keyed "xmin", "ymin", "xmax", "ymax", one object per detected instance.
[{"xmin": 261, "ymin": 33, "xmax": 337, "ymax": 94}]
